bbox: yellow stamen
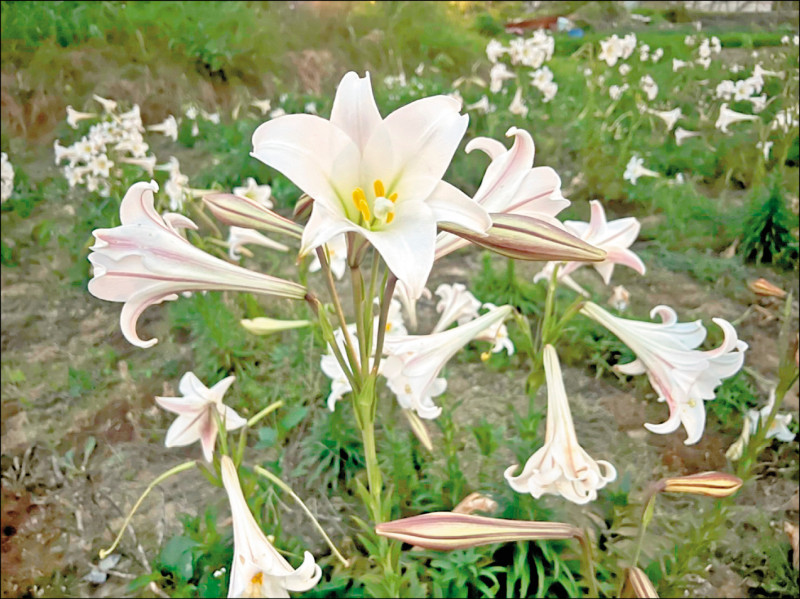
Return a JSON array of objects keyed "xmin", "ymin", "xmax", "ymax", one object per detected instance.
[
  {"xmin": 373, "ymin": 179, "xmax": 386, "ymax": 198},
  {"xmin": 480, "ymin": 351, "xmax": 491, "ymax": 362},
  {"xmin": 251, "ymin": 572, "xmax": 264, "ymax": 586},
  {"xmin": 385, "ymin": 322, "xmax": 393, "ymax": 332},
  {"xmin": 386, "ymin": 212, "xmax": 395, "ymax": 224},
  {"xmin": 389, "ymin": 192, "xmax": 398, "ymax": 203},
  {"xmin": 352, "ymin": 187, "xmax": 371, "ymax": 222}
]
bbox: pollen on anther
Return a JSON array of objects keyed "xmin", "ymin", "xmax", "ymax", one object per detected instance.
[
  {"xmin": 389, "ymin": 192, "xmax": 398, "ymax": 203},
  {"xmin": 373, "ymin": 179, "xmax": 386, "ymax": 198},
  {"xmin": 386, "ymin": 212, "xmax": 395, "ymax": 224},
  {"xmin": 251, "ymin": 572, "xmax": 264, "ymax": 586}
]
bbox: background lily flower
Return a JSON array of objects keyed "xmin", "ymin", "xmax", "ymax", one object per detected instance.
[
  {"xmin": 533, "ymin": 200, "xmax": 645, "ymax": 294},
  {"xmin": 623, "ymin": 155, "xmax": 661, "ymax": 184},
  {"xmin": 436, "ymin": 127, "xmax": 570, "ymax": 260},
  {"xmin": 746, "ymin": 388, "xmax": 795, "ymax": 442},
  {"xmin": 431, "ymin": 283, "xmax": 482, "ymax": 332},
  {"xmin": 505, "ymin": 345, "xmax": 617, "ymax": 504},
  {"xmin": 220, "ymin": 456, "xmax": 322, "ymax": 598},
  {"xmin": 715, "ymin": 103, "xmax": 758, "ymax": 133},
  {"xmin": 155, "ymin": 372, "xmax": 245, "ymax": 462},
  {"xmin": 251, "ymin": 71, "xmax": 491, "ymax": 299},
  {"xmin": 308, "ymin": 234, "xmax": 348, "ymax": 280},
  {"xmin": 581, "ymin": 302, "xmax": 747, "ymax": 445},
  {"xmin": 227, "ymin": 226, "xmax": 289, "ymax": 260},
  {"xmin": 382, "ymin": 305, "xmax": 513, "ymax": 419},
  {"xmin": 88, "ymin": 181, "xmax": 306, "ymax": 347},
  {"xmin": 233, "ymin": 176, "xmax": 273, "ymax": 209}
]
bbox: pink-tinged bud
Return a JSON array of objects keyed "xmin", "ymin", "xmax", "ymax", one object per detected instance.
[
  {"xmin": 748, "ymin": 277, "xmax": 787, "ymax": 298},
  {"xmin": 375, "ymin": 512, "xmax": 579, "ymax": 551},
  {"xmin": 621, "ymin": 567, "xmax": 659, "ymax": 598},
  {"xmin": 439, "ymin": 213, "xmax": 606, "ymax": 263},
  {"xmin": 660, "ymin": 471, "xmax": 743, "ymax": 498},
  {"xmin": 452, "ymin": 493, "xmax": 498, "ymax": 516},
  {"xmin": 203, "ymin": 193, "xmax": 303, "ymax": 239}
]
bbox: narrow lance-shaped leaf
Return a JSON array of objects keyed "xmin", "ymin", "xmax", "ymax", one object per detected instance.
[
  {"xmin": 439, "ymin": 213, "xmax": 606, "ymax": 263},
  {"xmin": 204, "ymin": 193, "xmax": 304, "ymax": 239},
  {"xmin": 375, "ymin": 511, "xmax": 580, "ymax": 551}
]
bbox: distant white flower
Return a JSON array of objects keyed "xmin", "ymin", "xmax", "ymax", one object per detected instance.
[
  {"xmin": 647, "ymin": 107, "xmax": 682, "ymax": 131},
  {"xmin": 756, "ymin": 141, "xmax": 773, "ymax": 161},
  {"xmin": 675, "ymin": 127, "xmax": 702, "ymax": 146},
  {"xmin": 509, "ymin": 87, "xmax": 529, "ymax": 118},
  {"xmin": 672, "ymin": 58, "xmax": 688, "ymax": 72},
  {"xmin": 465, "ymin": 95, "xmax": 492, "ymax": 114},
  {"xmin": 269, "ymin": 107, "xmax": 286, "ymax": 119},
  {"xmin": 308, "ymin": 233, "xmax": 348, "ymax": 280},
  {"xmin": 432, "ymin": 283, "xmax": 482, "ymax": 333},
  {"xmin": 489, "ymin": 63, "xmax": 515, "ymax": 93},
  {"xmin": 608, "ymin": 84, "xmax": 628, "ymax": 101},
  {"xmin": 1, "ymin": 152, "xmax": 14, "ymax": 203},
  {"xmin": 66, "ymin": 106, "xmax": 98, "ymax": 129},
  {"xmin": 608, "ymin": 285, "xmax": 630, "ymax": 311},
  {"xmin": 539, "ymin": 81, "xmax": 558, "ymax": 102},
  {"xmin": 619, "ymin": 63, "xmax": 631, "ymax": 76},
  {"xmin": 486, "ymin": 39, "xmax": 505, "ymax": 64},
  {"xmin": 234, "ymin": 177, "xmax": 273, "ymax": 209},
  {"xmin": 623, "ymin": 155, "xmax": 660, "ymax": 184},
  {"xmin": 148, "ymin": 115, "xmax": 179, "ymax": 141},
  {"xmin": 715, "ymin": 103, "xmax": 758, "ymax": 134},
  {"xmin": 747, "ymin": 388, "xmax": 795, "ymax": 443},
  {"xmin": 639, "ymin": 75, "xmax": 658, "ymax": 101},
  {"xmin": 650, "ymin": 48, "xmax": 664, "ymax": 63},
  {"xmin": 599, "ymin": 34, "xmax": 625, "ymax": 67},
  {"xmin": 228, "ymin": 226, "xmax": 289, "ymax": 260},
  {"xmin": 251, "ymin": 98, "xmax": 272, "ymax": 115}
]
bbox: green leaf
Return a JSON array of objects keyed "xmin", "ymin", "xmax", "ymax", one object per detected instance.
[{"xmin": 159, "ymin": 535, "xmax": 198, "ymax": 582}]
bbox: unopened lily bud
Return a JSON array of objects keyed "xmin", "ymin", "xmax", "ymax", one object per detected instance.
[
  {"xmin": 452, "ymin": 493, "xmax": 498, "ymax": 516},
  {"xmin": 293, "ymin": 194, "xmax": 314, "ymax": 223},
  {"xmin": 204, "ymin": 193, "xmax": 303, "ymax": 239},
  {"xmin": 402, "ymin": 409, "xmax": 433, "ymax": 452},
  {"xmin": 240, "ymin": 317, "xmax": 311, "ymax": 335},
  {"xmin": 784, "ymin": 521, "xmax": 799, "ymax": 570},
  {"xmin": 748, "ymin": 278, "xmax": 786, "ymax": 298},
  {"xmin": 660, "ymin": 471, "xmax": 743, "ymax": 498},
  {"xmin": 621, "ymin": 567, "xmax": 659, "ymax": 598},
  {"xmin": 440, "ymin": 213, "xmax": 606, "ymax": 263},
  {"xmin": 375, "ymin": 512, "xmax": 579, "ymax": 551}
]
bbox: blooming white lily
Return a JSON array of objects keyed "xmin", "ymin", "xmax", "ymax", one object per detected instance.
[
  {"xmin": 623, "ymin": 155, "xmax": 660, "ymax": 185},
  {"xmin": 509, "ymin": 87, "xmax": 529, "ymax": 118},
  {"xmin": 234, "ymin": 177, "xmax": 273, "ymax": 209},
  {"xmin": 715, "ymin": 103, "xmax": 759, "ymax": 134},
  {"xmin": 382, "ymin": 305, "xmax": 513, "ymax": 419},
  {"xmin": 581, "ymin": 302, "xmax": 747, "ymax": 445},
  {"xmin": 228, "ymin": 226, "xmax": 289, "ymax": 261},
  {"xmin": 505, "ymin": 345, "xmax": 616, "ymax": 504},
  {"xmin": 88, "ymin": 181, "xmax": 306, "ymax": 347},
  {"xmin": 436, "ymin": 127, "xmax": 569, "ymax": 259},
  {"xmin": 66, "ymin": 106, "xmax": 98, "ymax": 129},
  {"xmin": 675, "ymin": 127, "xmax": 702, "ymax": 146},
  {"xmin": 155, "ymin": 372, "xmax": 245, "ymax": 462},
  {"xmin": 646, "ymin": 107, "xmax": 682, "ymax": 131},
  {"xmin": 533, "ymin": 200, "xmax": 645, "ymax": 294},
  {"xmin": 251, "ymin": 71, "xmax": 491, "ymax": 300},
  {"xmin": 747, "ymin": 388, "xmax": 795, "ymax": 443},
  {"xmin": 431, "ymin": 283, "xmax": 482, "ymax": 333},
  {"xmin": 489, "ymin": 63, "xmax": 515, "ymax": 93},
  {"xmin": 148, "ymin": 115, "xmax": 179, "ymax": 141},
  {"xmin": 308, "ymin": 234, "xmax": 348, "ymax": 280},
  {"xmin": 220, "ymin": 456, "xmax": 322, "ymax": 598}
]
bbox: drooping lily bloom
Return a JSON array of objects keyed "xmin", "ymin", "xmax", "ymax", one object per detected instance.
[
  {"xmin": 533, "ymin": 200, "xmax": 645, "ymax": 295},
  {"xmin": 435, "ymin": 127, "xmax": 570, "ymax": 260},
  {"xmin": 220, "ymin": 456, "xmax": 322, "ymax": 598},
  {"xmin": 382, "ymin": 305, "xmax": 513, "ymax": 419},
  {"xmin": 88, "ymin": 181, "xmax": 306, "ymax": 347},
  {"xmin": 581, "ymin": 302, "xmax": 747, "ymax": 445},
  {"xmin": 431, "ymin": 283, "xmax": 482, "ymax": 333},
  {"xmin": 251, "ymin": 71, "xmax": 491, "ymax": 299},
  {"xmin": 155, "ymin": 372, "xmax": 245, "ymax": 462},
  {"xmin": 746, "ymin": 387, "xmax": 795, "ymax": 442},
  {"xmin": 227, "ymin": 226, "xmax": 289, "ymax": 260},
  {"xmin": 505, "ymin": 345, "xmax": 617, "ymax": 504}
]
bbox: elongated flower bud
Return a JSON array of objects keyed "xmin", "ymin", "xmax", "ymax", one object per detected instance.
[
  {"xmin": 660, "ymin": 471, "xmax": 743, "ymax": 498},
  {"xmin": 439, "ymin": 213, "xmax": 606, "ymax": 263},
  {"xmin": 204, "ymin": 193, "xmax": 303, "ymax": 239},
  {"xmin": 748, "ymin": 277, "xmax": 786, "ymax": 298},
  {"xmin": 402, "ymin": 409, "xmax": 433, "ymax": 451},
  {"xmin": 293, "ymin": 193, "xmax": 314, "ymax": 223},
  {"xmin": 240, "ymin": 317, "xmax": 311, "ymax": 335},
  {"xmin": 375, "ymin": 512, "xmax": 579, "ymax": 551},
  {"xmin": 621, "ymin": 567, "xmax": 659, "ymax": 598}
]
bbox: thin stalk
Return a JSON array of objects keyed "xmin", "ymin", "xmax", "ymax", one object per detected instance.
[
  {"xmin": 306, "ymin": 294, "xmax": 359, "ymax": 391},
  {"xmin": 254, "ymin": 466, "xmax": 350, "ymax": 568},
  {"xmin": 99, "ymin": 461, "xmax": 196, "ymax": 559},
  {"xmin": 350, "ymin": 264, "xmax": 369, "ymax": 379},
  {"xmin": 316, "ymin": 247, "xmax": 361, "ymax": 378},
  {"xmin": 246, "ymin": 400, "xmax": 284, "ymax": 428},
  {"xmin": 575, "ymin": 530, "xmax": 600, "ymax": 598},
  {"xmin": 370, "ymin": 274, "xmax": 397, "ymax": 377},
  {"xmin": 365, "ymin": 249, "xmax": 382, "ymax": 357},
  {"xmin": 361, "ymin": 419, "xmax": 383, "ymax": 522}
]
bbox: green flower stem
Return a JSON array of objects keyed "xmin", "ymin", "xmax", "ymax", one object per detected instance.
[
  {"xmin": 99, "ymin": 460, "xmax": 196, "ymax": 559},
  {"xmin": 254, "ymin": 466, "xmax": 350, "ymax": 568},
  {"xmin": 350, "ymin": 264, "xmax": 369, "ymax": 380},
  {"xmin": 575, "ymin": 530, "xmax": 600, "ymax": 599},
  {"xmin": 307, "ymin": 294, "xmax": 359, "ymax": 392},
  {"xmin": 361, "ymin": 418, "xmax": 383, "ymax": 522},
  {"xmin": 632, "ymin": 491, "xmax": 658, "ymax": 569},
  {"xmin": 246, "ymin": 400, "xmax": 284, "ymax": 428},
  {"xmin": 370, "ymin": 274, "xmax": 397, "ymax": 377}
]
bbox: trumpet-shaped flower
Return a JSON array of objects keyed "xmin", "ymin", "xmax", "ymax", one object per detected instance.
[
  {"xmin": 674, "ymin": 127, "xmax": 701, "ymax": 146},
  {"xmin": 220, "ymin": 456, "xmax": 321, "ymax": 598},
  {"xmin": 715, "ymin": 103, "xmax": 758, "ymax": 133},
  {"xmin": 505, "ymin": 345, "xmax": 617, "ymax": 504},
  {"xmin": 508, "ymin": 87, "xmax": 529, "ymax": 118},
  {"xmin": 581, "ymin": 302, "xmax": 747, "ymax": 445},
  {"xmin": 382, "ymin": 305, "xmax": 513, "ymax": 419},
  {"xmin": 533, "ymin": 200, "xmax": 645, "ymax": 294},
  {"xmin": 66, "ymin": 106, "xmax": 98, "ymax": 129},
  {"xmin": 251, "ymin": 71, "xmax": 491, "ymax": 300},
  {"xmin": 623, "ymin": 155, "xmax": 660, "ymax": 185},
  {"xmin": 646, "ymin": 107, "xmax": 682, "ymax": 131},
  {"xmin": 88, "ymin": 181, "xmax": 306, "ymax": 347},
  {"xmin": 746, "ymin": 388, "xmax": 795, "ymax": 442},
  {"xmin": 155, "ymin": 372, "xmax": 245, "ymax": 462},
  {"xmin": 227, "ymin": 227, "xmax": 289, "ymax": 261},
  {"xmin": 234, "ymin": 177, "xmax": 273, "ymax": 209},
  {"xmin": 431, "ymin": 283, "xmax": 482, "ymax": 333},
  {"xmin": 436, "ymin": 127, "xmax": 569, "ymax": 259},
  {"xmin": 148, "ymin": 115, "xmax": 178, "ymax": 141}
]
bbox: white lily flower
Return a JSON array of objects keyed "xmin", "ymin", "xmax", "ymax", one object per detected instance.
[
  {"xmin": 66, "ymin": 106, "xmax": 98, "ymax": 129},
  {"xmin": 155, "ymin": 372, "xmax": 245, "ymax": 462},
  {"xmin": 308, "ymin": 233, "xmax": 348, "ymax": 280},
  {"xmin": 148, "ymin": 115, "xmax": 179, "ymax": 141},
  {"xmin": 505, "ymin": 345, "xmax": 616, "ymax": 504},
  {"xmin": 646, "ymin": 107, "xmax": 682, "ymax": 131},
  {"xmin": 581, "ymin": 302, "xmax": 747, "ymax": 445},
  {"xmin": 118, "ymin": 154, "xmax": 157, "ymax": 176},
  {"xmin": 234, "ymin": 177, "xmax": 273, "ymax": 209},
  {"xmin": 228, "ymin": 226, "xmax": 289, "ymax": 260},
  {"xmin": 92, "ymin": 94, "xmax": 118, "ymax": 113},
  {"xmin": 382, "ymin": 305, "xmax": 512, "ymax": 419},
  {"xmin": 639, "ymin": 75, "xmax": 658, "ymax": 101},
  {"xmin": 756, "ymin": 140, "xmax": 773, "ymax": 161},
  {"xmin": 746, "ymin": 388, "xmax": 795, "ymax": 443},
  {"xmin": 533, "ymin": 200, "xmax": 645, "ymax": 293},
  {"xmin": 436, "ymin": 127, "xmax": 569, "ymax": 259},
  {"xmin": 1, "ymin": 152, "xmax": 13, "ymax": 203},
  {"xmin": 675, "ymin": 127, "xmax": 702, "ymax": 146},
  {"xmin": 220, "ymin": 456, "xmax": 322, "ymax": 598},
  {"xmin": 251, "ymin": 71, "xmax": 491, "ymax": 300},
  {"xmin": 489, "ymin": 62, "xmax": 515, "ymax": 93},
  {"xmin": 672, "ymin": 58, "xmax": 688, "ymax": 72},
  {"xmin": 715, "ymin": 103, "xmax": 758, "ymax": 133},
  {"xmin": 608, "ymin": 285, "xmax": 630, "ymax": 311},
  {"xmin": 608, "ymin": 84, "xmax": 628, "ymax": 101},
  {"xmin": 509, "ymin": 87, "xmax": 529, "ymax": 118},
  {"xmin": 432, "ymin": 283, "xmax": 482, "ymax": 333},
  {"xmin": 393, "ymin": 279, "xmax": 431, "ymax": 331},
  {"xmin": 465, "ymin": 95, "xmax": 491, "ymax": 114},
  {"xmin": 623, "ymin": 155, "xmax": 660, "ymax": 184},
  {"xmin": 598, "ymin": 35, "xmax": 625, "ymax": 67},
  {"xmin": 486, "ymin": 39, "xmax": 506, "ymax": 64},
  {"xmin": 475, "ymin": 302, "xmax": 514, "ymax": 356}
]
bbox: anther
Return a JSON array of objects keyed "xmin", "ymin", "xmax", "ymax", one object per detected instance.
[{"xmin": 373, "ymin": 179, "xmax": 385, "ymax": 198}]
